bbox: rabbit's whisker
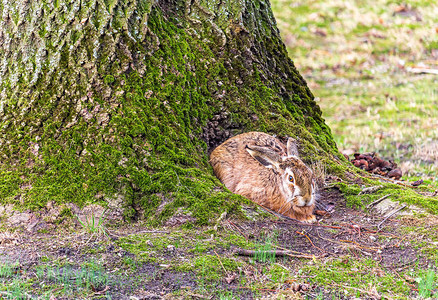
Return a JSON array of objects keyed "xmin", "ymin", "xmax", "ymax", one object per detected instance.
[{"xmin": 278, "ymin": 200, "xmax": 292, "ymax": 214}]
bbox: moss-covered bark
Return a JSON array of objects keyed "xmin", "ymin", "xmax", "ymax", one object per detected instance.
[{"xmin": 0, "ymin": 0, "xmax": 341, "ymax": 224}]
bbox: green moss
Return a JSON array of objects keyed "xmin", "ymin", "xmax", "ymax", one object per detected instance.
[
  {"xmin": 174, "ymin": 254, "xmax": 241, "ymax": 282},
  {"xmin": 301, "ymin": 257, "xmax": 411, "ymax": 297},
  {"xmin": 335, "ymin": 180, "xmax": 438, "ymax": 213},
  {"xmin": 268, "ymin": 264, "xmax": 291, "ymax": 283},
  {"xmin": 1, "ymin": 0, "xmax": 402, "ymax": 226},
  {"xmin": 104, "ymin": 75, "xmax": 115, "ymax": 85}
]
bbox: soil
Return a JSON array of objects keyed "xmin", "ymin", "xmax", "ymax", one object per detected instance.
[{"xmin": 0, "ymin": 187, "xmax": 436, "ymax": 299}]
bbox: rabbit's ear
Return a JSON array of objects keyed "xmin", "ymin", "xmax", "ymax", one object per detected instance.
[
  {"xmin": 246, "ymin": 145, "xmax": 281, "ymax": 169},
  {"xmin": 286, "ymin": 137, "xmax": 299, "ymax": 158}
]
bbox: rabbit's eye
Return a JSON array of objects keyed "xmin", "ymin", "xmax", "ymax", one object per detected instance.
[{"xmin": 288, "ymin": 175, "xmax": 294, "ymax": 183}]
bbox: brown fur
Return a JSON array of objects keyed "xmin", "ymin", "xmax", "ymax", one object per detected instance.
[{"xmin": 210, "ymin": 132, "xmax": 316, "ymax": 223}]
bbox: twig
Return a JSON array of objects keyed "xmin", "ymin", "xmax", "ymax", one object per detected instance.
[
  {"xmin": 227, "ymin": 220, "xmax": 248, "ymax": 240},
  {"xmin": 316, "ymin": 232, "xmax": 380, "ymax": 252},
  {"xmin": 339, "ymin": 239, "xmax": 381, "ymax": 251},
  {"xmin": 358, "ymin": 185, "xmax": 383, "ymax": 195},
  {"xmin": 391, "ymin": 267, "xmax": 418, "ymax": 290},
  {"xmin": 235, "ymin": 249, "xmax": 316, "ymax": 259},
  {"xmin": 367, "ymin": 194, "xmax": 391, "ymax": 208},
  {"xmin": 333, "ymin": 283, "xmax": 382, "ymax": 299},
  {"xmin": 274, "ymin": 244, "xmax": 316, "ymax": 255},
  {"xmin": 406, "ymin": 67, "xmax": 438, "ymax": 75},
  {"xmin": 213, "ymin": 250, "xmax": 229, "ymax": 276},
  {"xmin": 108, "ymin": 230, "xmax": 169, "ymax": 238},
  {"xmin": 324, "ymin": 183, "xmax": 338, "ymax": 189},
  {"xmin": 236, "ymin": 287, "xmax": 281, "ymax": 292},
  {"xmin": 273, "ymin": 220, "xmax": 341, "ymax": 229},
  {"xmin": 296, "ymin": 230, "xmax": 325, "ymax": 253},
  {"xmin": 187, "ymin": 293, "xmax": 212, "ymax": 299},
  {"xmin": 394, "ymin": 236, "xmax": 408, "ymax": 248},
  {"xmin": 377, "ymin": 204, "xmax": 407, "ymax": 231}
]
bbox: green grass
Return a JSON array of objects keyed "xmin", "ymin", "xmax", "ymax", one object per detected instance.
[
  {"xmin": 76, "ymin": 212, "xmax": 108, "ymax": 236},
  {"xmin": 0, "ymin": 261, "xmax": 18, "ymax": 278},
  {"xmin": 254, "ymin": 233, "xmax": 278, "ymax": 263},
  {"xmin": 272, "ymin": 0, "xmax": 438, "ymax": 189},
  {"xmin": 417, "ymin": 269, "xmax": 437, "ymax": 298},
  {"xmin": 0, "ymin": 260, "xmax": 110, "ymax": 299}
]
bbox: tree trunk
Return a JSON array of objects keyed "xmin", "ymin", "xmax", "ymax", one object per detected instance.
[{"xmin": 0, "ymin": 0, "xmax": 340, "ymax": 224}]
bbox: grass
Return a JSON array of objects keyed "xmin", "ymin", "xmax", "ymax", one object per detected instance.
[
  {"xmin": 271, "ymin": 0, "xmax": 438, "ymax": 188},
  {"xmin": 417, "ymin": 269, "xmax": 437, "ymax": 298},
  {"xmin": 254, "ymin": 233, "xmax": 278, "ymax": 263},
  {"xmin": 1, "ymin": 219, "xmax": 437, "ymax": 298},
  {"xmin": 76, "ymin": 212, "xmax": 108, "ymax": 236},
  {"xmin": 0, "ymin": 260, "xmax": 110, "ymax": 299},
  {"xmin": 0, "ymin": 261, "xmax": 17, "ymax": 278}
]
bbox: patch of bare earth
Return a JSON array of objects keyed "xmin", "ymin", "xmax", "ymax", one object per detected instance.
[{"xmin": 0, "ymin": 187, "xmax": 436, "ymax": 299}]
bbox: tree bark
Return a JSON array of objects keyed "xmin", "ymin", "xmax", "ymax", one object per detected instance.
[{"xmin": 0, "ymin": 0, "xmax": 340, "ymax": 224}]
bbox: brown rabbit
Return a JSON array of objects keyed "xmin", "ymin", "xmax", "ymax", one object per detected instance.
[{"xmin": 209, "ymin": 132, "xmax": 317, "ymax": 223}]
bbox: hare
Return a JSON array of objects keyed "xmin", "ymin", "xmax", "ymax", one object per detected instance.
[{"xmin": 209, "ymin": 132, "xmax": 317, "ymax": 223}]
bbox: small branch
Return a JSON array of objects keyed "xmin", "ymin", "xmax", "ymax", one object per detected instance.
[
  {"xmin": 406, "ymin": 66, "xmax": 438, "ymax": 75},
  {"xmin": 187, "ymin": 293, "xmax": 212, "ymax": 299},
  {"xmin": 107, "ymin": 230, "xmax": 169, "ymax": 238},
  {"xmin": 391, "ymin": 267, "xmax": 418, "ymax": 290},
  {"xmin": 274, "ymin": 244, "xmax": 316, "ymax": 255},
  {"xmin": 316, "ymin": 231, "xmax": 380, "ymax": 252},
  {"xmin": 358, "ymin": 185, "xmax": 383, "ymax": 195},
  {"xmin": 333, "ymin": 283, "xmax": 382, "ymax": 299},
  {"xmin": 227, "ymin": 220, "xmax": 249, "ymax": 240},
  {"xmin": 366, "ymin": 194, "xmax": 391, "ymax": 208},
  {"xmin": 296, "ymin": 230, "xmax": 325, "ymax": 253},
  {"xmin": 213, "ymin": 250, "xmax": 229, "ymax": 276},
  {"xmin": 377, "ymin": 204, "xmax": 407, "ymax": 231},
  {"xmin": 235, "ymin": 249, "xmax": 316, "ymax": 259},
  {"xmin": 273, "ymin": 220, "xmax": 341, "ymax": 229}
]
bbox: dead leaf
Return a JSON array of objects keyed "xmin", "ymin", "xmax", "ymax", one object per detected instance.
[
  {"xmin": 371, "ymin": 267, "xmax": 385, "ymax": 277},
  {"xmin": 291, "ymin": 282, "xmax": 300, "ymax": 291},
  {"xmin": 284, "ymin": 279, "xmax": 296, "ymax": 284},
  {"xmin": 411, "ymin": 179, "xmax": 423, "ymax": 186},
  {"xmin": 91, "ymin": 285, "xmax": 110, "ymax": 294},
  {"xmin": 312, "ymin": 28, "xmax": 327, "ymax": 37},
  {"xmin": 404, "ymin": 275, "xmax": 416, "ymax": 284},
  {"xmin": 225, "ymin": 273, "xmax": 237, "ymax": 284}
]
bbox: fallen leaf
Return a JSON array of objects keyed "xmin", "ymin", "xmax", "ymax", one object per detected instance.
[
  {"xmin": 404, "ymin": 275, "xmax": 416, "ymax": 283},
  {"xmin": 225, "ymin": 273, "xmax": 237, "ymax": 284},
  {"xmin": 91, "ymin": 285, "xmax": 110, "ymax": 294},
  {"xmin": 291, "ymin": 282, "xmax": 300, "ymax": 291},
  {"xmin": 411, "ymin": 179, "xmax": 423, "ymax": 186}
]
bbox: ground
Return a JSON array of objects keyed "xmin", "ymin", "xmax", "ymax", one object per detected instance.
[
  {"xmin": 1, "ymin": 182, "xmax": 437, "ymax": 299},
  {"xmin": 271, "ymin": 0, "xmax": 438, "ymax": 187}
]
